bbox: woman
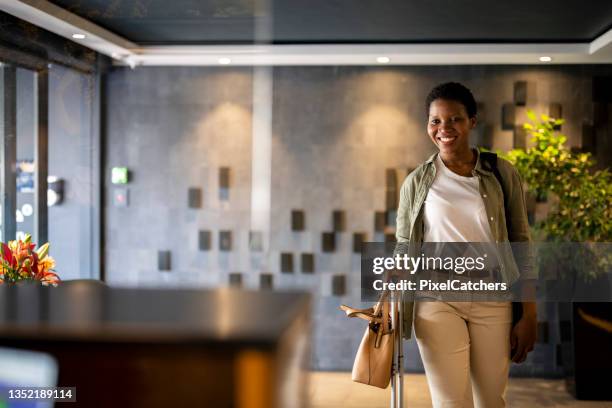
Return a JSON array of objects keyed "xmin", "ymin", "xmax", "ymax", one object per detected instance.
[{"xmin": 395, "ymin": 82, "xmax": 537, "ymax": 407}]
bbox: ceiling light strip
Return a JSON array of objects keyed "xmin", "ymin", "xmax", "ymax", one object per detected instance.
[{"xmin": 125, "ymin": 43, "xmax": 603, "ymax": 66}]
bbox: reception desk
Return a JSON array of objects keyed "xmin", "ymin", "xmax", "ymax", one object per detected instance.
[{"xmin": 0, "ymin": 282, "xmax": 311, "ymax": 408}]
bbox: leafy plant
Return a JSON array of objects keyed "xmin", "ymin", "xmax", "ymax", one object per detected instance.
[{"xmin": 501, "ymin": 111, "xmax": 611, "ymax": 242}]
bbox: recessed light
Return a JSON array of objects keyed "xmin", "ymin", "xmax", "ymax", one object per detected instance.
[
  {"xmin": 218, "ymin": 58, "xmax": 232, "ymax": 65},
  {"xmin": 72, "ymin": 33, "xmax": 86, "ymax": 39},
  {"xmin": 377, "ymin": 56, "xmax": 390, "ymax": 64},
  {"xmin": 539, "ymin": 56, "xmax": 552, "ymax": 62}
]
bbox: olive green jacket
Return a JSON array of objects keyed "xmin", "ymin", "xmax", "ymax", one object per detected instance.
[{"xmin": 396, "ymin": 149, "xmax": 535, "ymax": 339}]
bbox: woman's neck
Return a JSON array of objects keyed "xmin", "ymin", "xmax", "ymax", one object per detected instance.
[{"xmin": 439, "ymin": 147, "xmax": 477, "ymax": 176}]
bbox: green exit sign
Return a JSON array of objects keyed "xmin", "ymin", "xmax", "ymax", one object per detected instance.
[{"xmin": 111, "ymin": 167, "xmax": 129, "ymax": 184}]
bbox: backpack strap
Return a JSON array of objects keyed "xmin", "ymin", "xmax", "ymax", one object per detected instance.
[
  {"xmin": 479, "ymin": 151, "xmax": 512, "ymax": 238},
  {"xmin": 480, "ymin": 151, "xmax": 524, "ymax": 325}
]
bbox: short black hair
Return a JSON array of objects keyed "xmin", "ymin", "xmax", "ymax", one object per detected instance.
[{"xmin": 425, "ymin": 82, "xmax": 477, "ymax": 118}]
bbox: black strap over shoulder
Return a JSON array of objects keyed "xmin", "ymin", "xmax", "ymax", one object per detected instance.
[
  {"xmin": 480, "ymin": 151, "xmax": 523, "ymax": 325},
  {"xmin": 479, "ymin": 151, "xmax": 511, "ymax": 237}
]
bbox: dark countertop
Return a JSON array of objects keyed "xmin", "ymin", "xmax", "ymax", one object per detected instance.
[{"xmin": 0, "ymin": 282, "xmax": 311, "ymax": 345}]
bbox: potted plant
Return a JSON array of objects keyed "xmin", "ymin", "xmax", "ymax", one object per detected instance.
[{"xmin": 501, "ymin": 111, "xmax": 611, "ymax": 400}]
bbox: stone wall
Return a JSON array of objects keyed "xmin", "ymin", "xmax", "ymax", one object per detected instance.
[{"xmin": 104, "ymin": 64, "xmax": 612, "ymax": 374}]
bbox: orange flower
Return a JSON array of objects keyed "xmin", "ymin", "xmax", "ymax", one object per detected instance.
[{"xmin": 38, "ymin": 256, "xmax": 56, "ymax": 273}]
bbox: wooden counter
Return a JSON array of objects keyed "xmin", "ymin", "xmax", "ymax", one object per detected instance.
[{"xmin": 0, "ymin": 281, "xmax": 311, "ymax": 408}]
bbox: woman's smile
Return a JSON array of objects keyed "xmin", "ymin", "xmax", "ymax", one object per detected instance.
[{"xmin": 436, "ymin": 134, "xmax": 457, "ymax": 145}]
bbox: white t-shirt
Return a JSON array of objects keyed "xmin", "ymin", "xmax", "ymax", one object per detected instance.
[{"xmin": 423, "ymin": 154, "xmax": 495, "ymax": 243}]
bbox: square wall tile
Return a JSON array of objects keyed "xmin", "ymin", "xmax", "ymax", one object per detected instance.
[
  {"xmin": 229, "ymin": 272, "xmax": 242, "ymax": 288},
  {"xmin": 158, "ymin": 250, "xmax": 171, "ymax": 271},
  {"xmin": 219, "ymin": 167, "xmax": 231, "ymax": 188},
  {"xmin": 537, "ymin": 321, "xmax": 549, "ymax": 343},
  {"xmin": 260, "ymin": 273, "xmax": 274, "ymax": 290},
  {"xmin": 502, "ymin": 103, "xmax": 515, "ymax": 130},
  {"xmin": 332, "ymin": 275, "xmax": 346, "ymax": 296},
  {"xmin": 322, "ymin": 232, "xmax": 336, "ymax": 252},
  {"xmin": 198, "ymin": 230, "xmax": 211, "ymax": 251},
  {"xmin": 385, "ymin": 190, "xmax": 398, "ymax": 210},
  {"xmin": 514, "ymin": 81, "xmax": 527, "ymax": 106},
  {"xmin": 249, "ymin": 230, "xmax": 263, "ymax": 251},
  {"xmin": 549, "ymin": 103, "xmax": 562, "ymax": 130},
  {"xmin": 301, "ymin": 253, "xmax": 315, "ymax": 273},
  {"xmin": 353, "ymin": 232, "xmax": 366, "ymax": 253},
  {"xmin": 188, "ymin": 187, "xmax": 202, "ymax": 208},
  {"xmin": 281, "ymin": 253, "xmax": 294, "ymax": 273},
  {"xmin": 219, "ymin": 230, "xmax": 232, "ymax": 251},
  {"xmin": 513, "ymin": 126, "xmax": 527, "ymax": 149},
  {"xmin": 332, "ymin": 210, "xmax": 345, "ymax": 232},
  {"xmin": 374, "ymin": 211, "xmax": 386, "ymax": 232},
  {"xmin": 291, "ymin": 210, "xmax": 305, "ymax": 231},
  {"xmin": 581, "ymin": 124, "xmax": 596, "ymax": 152}
]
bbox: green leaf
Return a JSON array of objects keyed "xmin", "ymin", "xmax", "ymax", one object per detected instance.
[{"xmin": 527, "ymin": 110, "xmax": 536, "ymax": 121}]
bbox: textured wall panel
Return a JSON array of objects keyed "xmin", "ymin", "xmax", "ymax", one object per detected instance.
[{"xmin": 105, "ymin": 65, "xmax": 609, "ymax": 373}]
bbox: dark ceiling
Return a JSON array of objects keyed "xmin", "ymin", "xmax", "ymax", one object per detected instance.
[{"xmin": 49, "ymin": 0, "xmax": 612, "ymax": 45}]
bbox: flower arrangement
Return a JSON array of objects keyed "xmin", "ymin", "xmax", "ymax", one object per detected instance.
[{"xmin": 0, "ymin": 234, "xmax": 59, "ymax": 286}]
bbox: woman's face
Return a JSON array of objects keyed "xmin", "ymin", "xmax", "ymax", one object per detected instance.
[{"xmin": 427, "ymin": 98, "xmax": 476, "ymax": 156}]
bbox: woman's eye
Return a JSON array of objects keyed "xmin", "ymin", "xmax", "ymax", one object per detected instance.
[{"xmin": 430, "ymin": 119, "xmax": 440, "ymax": 125}]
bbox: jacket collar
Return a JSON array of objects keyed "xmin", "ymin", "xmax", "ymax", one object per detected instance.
[{"xmin": 424, "ymin": 148, "xmax": 493, "ymax": 175}]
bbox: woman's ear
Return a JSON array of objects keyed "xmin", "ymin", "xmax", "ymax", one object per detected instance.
[{"xmin": 470, "ymin": 116, "xmax": 477, "ymax": 129}]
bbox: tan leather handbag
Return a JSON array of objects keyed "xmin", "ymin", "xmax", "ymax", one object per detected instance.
[{"xmin": 340, "ymin": 293, "xmax": 394, "ymax": 389}]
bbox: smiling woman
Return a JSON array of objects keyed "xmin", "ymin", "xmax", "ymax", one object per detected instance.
[
  {"xmin": 426, "ymin": 84, "xmax": 478, "ymax": 177},
  {"xmin": 396, "ymin": 82, "xmax": 537, "ymax": 408}
]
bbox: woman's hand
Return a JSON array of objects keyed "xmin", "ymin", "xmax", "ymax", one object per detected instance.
[{"xmin": 510, "ymin": 305, "xmax": 537, "ymax": 363}]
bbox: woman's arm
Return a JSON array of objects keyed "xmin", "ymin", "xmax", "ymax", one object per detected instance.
[{"xmin": 506, "ymin": 164, "xmax": 538, "ymax": 362}]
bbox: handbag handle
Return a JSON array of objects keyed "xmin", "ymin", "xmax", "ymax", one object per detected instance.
[
  {"xmin": 339, "ymin": 305, "xmax": 380, "ymax": 321},
  {"xmin": 339, "ymin": 290, "xmax": 392, "ymax": 331}
]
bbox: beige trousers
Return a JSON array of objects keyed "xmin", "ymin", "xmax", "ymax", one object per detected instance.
[{"xmin": 414, "ymin": 301, "xmax": 512, "ymax": 408}]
